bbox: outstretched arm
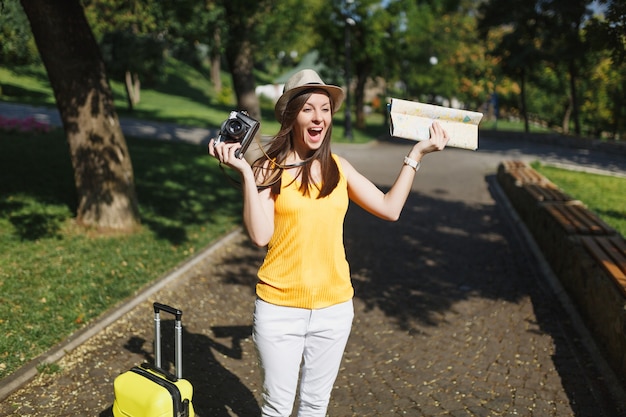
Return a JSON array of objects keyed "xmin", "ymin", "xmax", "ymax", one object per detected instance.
[{"xmin": 344, "ymin": 121, "xmax": 449, "ymax": 221}]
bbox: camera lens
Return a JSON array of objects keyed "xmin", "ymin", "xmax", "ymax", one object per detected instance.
[{"xmin": 226, "ymin": 119, "xmax": 244, "ymax": 138}]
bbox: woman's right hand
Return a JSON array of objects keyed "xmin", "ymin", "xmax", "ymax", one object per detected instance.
[{"xmin": 208, "ymin": 138, "xmax": 250, "ymax": 173}]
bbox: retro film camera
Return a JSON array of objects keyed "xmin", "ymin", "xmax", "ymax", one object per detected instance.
[{"xmin": 214, "ymin": 110, "xmax": 260, "ymax": 159}]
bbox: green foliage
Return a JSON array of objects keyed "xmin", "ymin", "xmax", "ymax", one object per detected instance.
[
  {"xmin": 585, "ymin": 1, "xmax": 626, "ymax": 65},
  {"xmin": 100, "ymin": 30, "xmax": 167, "ymax": 86},
  {"xmin": 531, "ymin": 162, "xmax": 626, "ymax": 236},
  {"xmin": 252, "ymin": 0, "xmax": 324, "ymax": 74},
  {"xmin": 476, "ymin": 0, "xmax": 626, "ymax": 138},
  {"xmin": 4, "ymin": 0, "xmax": 624, "ymax": 139},
  {"xmin": 0, "ymin": 0, "xmax": 40, "ymax": 65},
  {"xmin": 82, "ymin": 0, "xmax": 161, "ymax": 40}
]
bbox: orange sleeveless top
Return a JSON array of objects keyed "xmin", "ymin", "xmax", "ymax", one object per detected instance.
[{"xmin": 256, "ymin": 155, "xmax": 353, "ymax": 309}]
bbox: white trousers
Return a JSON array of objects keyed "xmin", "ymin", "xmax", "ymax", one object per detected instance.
[{"xmin": 253, "ymin": 298, "xmax": 354, "ymax": 417}]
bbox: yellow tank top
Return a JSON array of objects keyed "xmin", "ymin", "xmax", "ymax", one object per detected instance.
[{"xmin": 256, "ymin": 155, "xmax": 353, "ymax": 309}]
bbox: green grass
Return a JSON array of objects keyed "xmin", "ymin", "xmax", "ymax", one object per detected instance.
[
  {"xmin": 0, "ymin": 129, "xmax": 243, "ymax": 379},
  {"xmin": 480, "ymin": 118, "xmax": 553, "ymax": 133},
  {"xmin": 0, "ymin": 60, "xmax": 381, "ymax": 143},
  {"xmin": 531, "ymin": 162, "xmax": 626, "ymax": 236}
]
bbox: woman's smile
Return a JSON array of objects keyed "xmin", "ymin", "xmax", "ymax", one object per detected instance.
[{"xmin": 294, "ymin": 92, "xmax": 332, "ymax": 152}]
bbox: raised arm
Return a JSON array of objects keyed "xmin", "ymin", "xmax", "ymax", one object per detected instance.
[
  {"xmin": 344, "ymin": 121, "xmax": 449, "ymax": 221},
  {"xmin": 209, "ymin": 140, "xmax": 275, "ymax": 247}
]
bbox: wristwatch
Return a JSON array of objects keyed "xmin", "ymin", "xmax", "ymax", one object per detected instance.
[{"xmin": 403, "ymin": 156, "xmax": 421, "ymax": 171}]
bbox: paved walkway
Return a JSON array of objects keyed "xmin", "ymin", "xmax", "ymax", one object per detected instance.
[{"xmin": 2, "ymin": 102, "xmax": 626, "ymax": 416}]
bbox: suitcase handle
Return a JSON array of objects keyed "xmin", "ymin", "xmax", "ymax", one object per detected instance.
[{"xmin": 153, "ymin": 302, "xmax": 183, "ymax": 379}]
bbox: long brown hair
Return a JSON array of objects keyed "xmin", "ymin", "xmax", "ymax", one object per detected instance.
[{"xmin": 252, "ymin": 89, "xmax": 340, "ymax": 198}]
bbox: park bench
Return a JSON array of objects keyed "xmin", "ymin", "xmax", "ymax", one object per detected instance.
[
  {"xmin": 497, "ymin": 159, "xmax": 626, "ymax": 383},
  {"xmin": 531, "ymin": 201, "xmax": 617, "ymax": 287},
  {"xmin": 575, "ymin": 235, "xmax": 626, "ymax": 377},
  {"xmin": 543, "ymin": 202, "xmax": 616, "ymax": 236},
  {"xmin": 580, "ymin": 235, "xmax": 626, "ymax": 298},
  {"xmin": 522, "ymin": 183, "xmax": 571, "ymax": 203},
  {"xmin": 497, "ymin": 160, "xmax": 574, "ymax": 225},
  {"xmin": 498, "ymin": 160, "xmax": 550, "ymax": 187}
]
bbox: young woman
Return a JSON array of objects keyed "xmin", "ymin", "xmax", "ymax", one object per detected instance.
[{"xmin": 209, "ymin": 69, "xmax": 449, "ymax": 416}]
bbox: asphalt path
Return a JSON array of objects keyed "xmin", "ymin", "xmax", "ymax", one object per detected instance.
[{"xmin": 2, "ymin": 101, "xmax": 626, "ymax": 416}]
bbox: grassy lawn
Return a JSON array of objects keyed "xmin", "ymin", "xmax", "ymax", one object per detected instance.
[
  {"xmin": 0, "ymin": 60, "xmax": 383, "ymax": 143},
  {"xmin": 532, "ymin": 162, "xmax": 626, "ymax": 236},
  {"xmin": 479, "ymin": 118, "xmax": 553, "ymax": 133},
  {"xmin": 0, "ymin": 129, "xmax": 243, "ymax": 379}
]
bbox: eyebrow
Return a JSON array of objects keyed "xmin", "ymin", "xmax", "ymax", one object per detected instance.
[{"xmin": 304, "ymin": 100, "xmax": 331, "ymax": 107}]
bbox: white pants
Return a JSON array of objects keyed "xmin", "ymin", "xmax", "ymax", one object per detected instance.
[{"xmin": 253, "ymin": 298, "xmax": 354, "ymax": 417}]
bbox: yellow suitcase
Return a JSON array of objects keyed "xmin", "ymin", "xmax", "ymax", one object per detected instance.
[{"xmin": 113, "ymin": 303, "xmax": 195, "ymax": 417}]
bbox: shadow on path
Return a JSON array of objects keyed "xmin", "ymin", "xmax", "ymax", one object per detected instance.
[
  {"xmin": 99, "ymin": 321, "xmax": 260, "ymax": 417},
  {"xmin": 341, "ymin": 177, "xmax": 622, "ymax": 415}
]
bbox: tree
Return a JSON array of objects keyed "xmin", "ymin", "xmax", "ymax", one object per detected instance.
[
  {"xmin": 217, "ymin": 0, "xmax": 266, "ymax": 121},
  {"xmin": 538, "ymin": 0, "xmax": 594, "ymax": 135},
  {"xmin": 216, "ymin": 0, "xmax": 323, "ymax": 121},
  {"xmin": 587, "ymin": 0, "xmax": 626, "ymax": 65},
  {"xmin": 315, "ymin": 0, "xmax": 400, "ymax": 131},
  {"xmin": 83, "ymin": 0, "xmax": 166, "ymax": 111},
  {"xmin": 0, "ymin": 0, "xmax": 39, "ymax": 66},
  {"xmin": 584, "ymin": 0, "xmax": 626, "ymax": 139},
  {"xmin": 20, "ymin": 0, "xmax": 140, "ymax": 231},
  {"xmin": 391, "ymin": 0, "xmax": 479, "ymax": 106},
  {"xmin": 478, "ymin": 0, "xmax": 544, "ymax": 132}
]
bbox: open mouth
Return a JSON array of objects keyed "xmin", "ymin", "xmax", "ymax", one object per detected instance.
[{"xmin": 308, "ymin": 127, "xmax": 324, "ymax": 141}]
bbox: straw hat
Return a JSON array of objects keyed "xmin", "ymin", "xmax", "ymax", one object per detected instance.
[{"xmin": 274, "ymin": 69, "xmax": 345, "ymax": 122}]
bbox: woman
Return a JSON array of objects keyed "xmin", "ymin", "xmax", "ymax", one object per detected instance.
[{"xmin": 209, "ymin": 69, "xmax": 449, "ymax": 416}]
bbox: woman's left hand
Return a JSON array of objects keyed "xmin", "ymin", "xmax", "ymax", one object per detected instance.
[{"xmin": 412, "ymin": 121, "xmax": 450, "ymax": 156}]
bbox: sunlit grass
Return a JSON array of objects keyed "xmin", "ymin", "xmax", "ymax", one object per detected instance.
[
  {"xmin": 532, "ymin": 162, "xmax": 626, "ymax": 236},
  {"xmin": 0, "ymin": 129, "xmax": 242, "ymax": 379}
]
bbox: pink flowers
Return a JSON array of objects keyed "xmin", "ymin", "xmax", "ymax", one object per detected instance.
[{"xmin": 0, "ymin": 115, "xmax": 52, "ymax": 133}]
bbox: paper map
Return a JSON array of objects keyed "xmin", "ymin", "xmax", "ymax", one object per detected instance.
[{"xmin": 389, "ymin": 98, "xmax": 483, "ymax": 150}]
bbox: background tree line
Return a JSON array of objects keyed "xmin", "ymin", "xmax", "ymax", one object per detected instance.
[{"xmin": 0, "ymin": 0, "xmax": 624, "ymax": 232}]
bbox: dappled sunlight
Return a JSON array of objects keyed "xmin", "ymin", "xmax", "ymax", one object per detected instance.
[{"xmin": 343, "ymin": 186, "xmax": 522, "ymax": 332}]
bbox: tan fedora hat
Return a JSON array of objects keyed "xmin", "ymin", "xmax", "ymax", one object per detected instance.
[{"xmin": 274, "ymin": 69, "xmax": 345, "ymax": 122}]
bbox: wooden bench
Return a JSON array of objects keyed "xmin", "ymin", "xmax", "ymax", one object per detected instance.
[
  {"xmin": 522, "ymin": 183, "xmax": 571, "ymax": 203},
  {"xmin": 581, "ymin": 236, "xmax": 626, "ymax": 298},
  {"xmin": 498, "ymin": 160, "xmax": 550, "ymax": 186},
  {"xmin": 543, "ymin": 202, "xmax": 616, "ymax": 236},
  {"xmin": 497, "ymin": 161, "xmax": 562, "ymax": 218},
  {"xmin": 500, "ymin": 160, "xmax": 527, "ymax": 171},
  {"xmin": 497, "ymin": 159, "xmax": 626, "ymax": 382},
  {"xmin": 507, "ymin": 166, "xmax": 548, "ymax": 186}
]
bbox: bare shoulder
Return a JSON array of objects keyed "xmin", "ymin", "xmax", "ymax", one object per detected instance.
[{"xmin": 335, "ymin": 155, "xmax": 357, "ymax": 179}]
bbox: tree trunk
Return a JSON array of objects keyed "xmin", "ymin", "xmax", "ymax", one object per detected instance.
[
  {"xmin": 222, "ymin": 2, "xmax": 261, "ymax": 122},
  {"xmin": 210, "ymin": 27, "xmax": 222, "ymax": 93},
  {"xmin": 124, "ymin": 71, "xmax": 141, "ymax": 110},
  {"xmin": 568, "ymin": 61, "xmax": 581, "ymax": 135},
  {"xmin": 354, "ymin": 66, "xmax": 370, "ymax": 130},
  {"xmin": 20, "ymin": 0, "xmax": 141, "ymax": 231},
  {"xmin": 562, "ymin": 96, "xmax": 572, "ymax": 134},
  {"xmin": 225, "ymin": 38, "xmax": 260, "ymax": 121},
  {"xmin": 519, "ymin": 69, "xmax": 530, "ymax": 133}
]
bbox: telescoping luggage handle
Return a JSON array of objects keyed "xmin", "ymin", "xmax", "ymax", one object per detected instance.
[{"xmin": 153, "ymin": 302, "xmax": 183, "ymax": 379}]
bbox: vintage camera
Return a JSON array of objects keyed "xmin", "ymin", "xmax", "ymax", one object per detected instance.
[{"xmin": 214, "ymin": 110, "xmax": 260, "ymax": 159}]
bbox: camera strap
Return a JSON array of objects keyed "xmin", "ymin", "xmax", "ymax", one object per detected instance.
[{"xmin": 218, "ymin": 157, "xmax": 311, "ymax": 190}]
